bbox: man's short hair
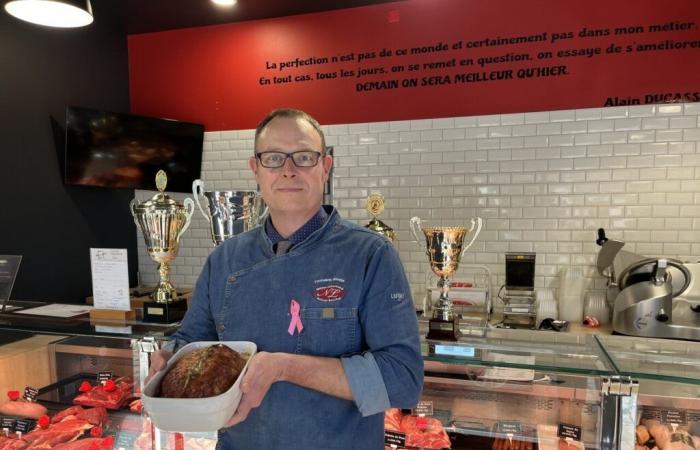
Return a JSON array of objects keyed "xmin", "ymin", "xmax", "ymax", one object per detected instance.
[{"xmin": 254, "ymin": 108, "xmax": 326, "ymax": 154}]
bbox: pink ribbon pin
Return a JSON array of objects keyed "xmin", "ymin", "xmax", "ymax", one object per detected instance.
[{"xmin": 288, "ymin": 299, "xmax": 304, "ymax": 336}]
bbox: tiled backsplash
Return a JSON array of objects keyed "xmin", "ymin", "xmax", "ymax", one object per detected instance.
[{"xmin": 136, "ymin": 102, "xmax": 700, "ymax": 311}]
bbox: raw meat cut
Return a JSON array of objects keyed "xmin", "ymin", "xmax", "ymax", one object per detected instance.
[{"xmin": 73, "ymin": 378, "xmax": 133, "ymax": 410}]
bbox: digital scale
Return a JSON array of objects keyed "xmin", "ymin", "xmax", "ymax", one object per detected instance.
[{"xmin": 502, "ymin": 253, "xmax": 537, "ymax": 329}]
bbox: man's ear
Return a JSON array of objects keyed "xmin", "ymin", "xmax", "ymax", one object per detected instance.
[
  {"xmin": 322, "ymin": 154, "xmax": 333, "ymax": 181},
  {"xmin": 249, "ymin": 155, "xmax": 258, "ymax": 175}
]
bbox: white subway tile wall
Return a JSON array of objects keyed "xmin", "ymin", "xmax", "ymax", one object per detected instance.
[{"xmin": 135, "ymin": 103, "xmax": 700, "ymax": 309}]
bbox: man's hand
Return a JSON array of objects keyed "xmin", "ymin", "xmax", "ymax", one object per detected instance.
[
  {"xmin": 224, "ymin": 351, "xmax": 286, "ymax": 427},
  {"xmin": 146, "ymin": 349, "xmax": 174, "ymax": 383}
]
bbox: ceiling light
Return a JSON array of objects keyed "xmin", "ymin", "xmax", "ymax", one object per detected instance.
[
  {"xmin": 212, "ymin": 0, "xmax": 237, "ymax": 6},
  {"xmin": 4, "ymin": 0, "xmax": 93, "ymax": 28}
]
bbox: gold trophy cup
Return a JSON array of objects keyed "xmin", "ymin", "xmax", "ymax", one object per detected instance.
[
  {"xmin": 411, "ymin": 216, "xmax": 483, "ymax": 341},
  {"xmin": 364, "ymin": 193, "xmax": 395, "ymax": 241},
  {"xmin": 130, "ymin": 170, "xmax": 194, "ymax": 323}
]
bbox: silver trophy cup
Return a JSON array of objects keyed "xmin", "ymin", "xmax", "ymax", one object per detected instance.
[{"xmin": 192, "ymin": 180, "xmax": 267, "ymax": 245}]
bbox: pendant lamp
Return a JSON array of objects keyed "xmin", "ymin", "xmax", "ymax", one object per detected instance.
[{"xmin": 4, "ymin": 0, "xmax": 93, "ymax": 28}]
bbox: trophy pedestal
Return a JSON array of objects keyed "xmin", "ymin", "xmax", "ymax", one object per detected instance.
[
  {"xmin": 142, "ymin": 299, "xmax": 187, "ymax": 324},
  {"xmin": 427, "ymin": 317, "xmax": 461, "ymax": 341}
]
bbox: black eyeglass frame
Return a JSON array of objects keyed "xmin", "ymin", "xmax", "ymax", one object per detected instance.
[{"xmin": 254, "ymin": 150, "xmax": 324, "ymax": 168}]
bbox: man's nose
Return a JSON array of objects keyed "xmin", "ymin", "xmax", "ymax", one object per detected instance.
[{"xmin": 281, "ymin": 156, "xmax": 297, "ymax": 176}]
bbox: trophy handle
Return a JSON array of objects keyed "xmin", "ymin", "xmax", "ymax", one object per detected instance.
[
  {"xmin": 460, "ymin": 217, "xmax": 483, "ymax": 256},
  {"xmin": 409, "ymin": 216, "xmax": 423, "ymax": 246},
  {"xmin": 178, "ymin": 198, "xmax": 195, "ymax": 240},
  {"xmin": 129, "ymin": 199, "xmax": 140, "ymax": 229},
  {"xmin": 192, "ymin": 179, "xmax": 210, "ymax": 223}
]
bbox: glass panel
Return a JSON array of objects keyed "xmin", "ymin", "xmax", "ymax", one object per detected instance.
[
  {"xmin": 422, "ymin": 369, "xmax": 602, "ymax": 450},
  {"xmin": 0, "ymin": 299, "xmax": 178, "ymax": 340},
  {"xmin": 597, "ymin": 335, "xmax": 700, "ymax": 385},
  {"xmin": 422, "ymin": 328, "xmax": 616, "ymax": 376}
]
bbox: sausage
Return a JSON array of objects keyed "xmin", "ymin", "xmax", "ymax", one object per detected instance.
[
  {"xmin": 637, "ymin": 425, "xmax": 651, "ymax": 445},
  {"xmin": 644, "ymin": 420, "xmax": 673, "ymax": 450},
  {"xmin": 0, "ymin": 400, "xmax": 48, "ymax": 419}
]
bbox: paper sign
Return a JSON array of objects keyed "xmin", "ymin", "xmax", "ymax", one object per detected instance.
[
  {"xmin": 97, "ymin": 372, "xmax": 113, "ymax": 384},
  {"xmin": 558, "ymin": 423, "xmax": 582, "ymax": 441},
  {"xmin": 22, "ymin": 387, "xmax": 38, "ymax": 402},
  {"xmin": 384, "ymin": 430, "xmax": 407, "ymax": 447},
  {"xmin": 90, "ymin": 249, "xmax": 130, "ymax": 311},
  {"xmin": 15, "ymin": 303, "xmax": 93, "ymax": 318},
  {"xmin": 412, "ymin": 401, "xmax": 434, "ymax": 416}
]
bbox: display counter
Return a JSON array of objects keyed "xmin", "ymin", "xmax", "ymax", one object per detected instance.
[{"xmin": 0, "ymin": 302, "xmax": 699, "ymax": 450}]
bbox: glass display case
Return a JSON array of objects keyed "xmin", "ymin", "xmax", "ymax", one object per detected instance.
[
  {"xmin": 598, "ymin": 335, "xmax": 700, "ymax": 450},
  {"xmin": 415, "ymin": 331, "xmax": 622, "ymax": 450},
  {"xmin": 0, "ymin": 300, "xmax": 212, "ymax": 450},
  {"xmin": 1, "ymin": 300, "xmax": 699, "ymax": 450}
]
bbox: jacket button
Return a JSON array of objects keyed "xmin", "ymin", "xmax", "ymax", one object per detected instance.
[
  {"xmin": 228, "ymin": 275, "xmax": 236, "ymax": 282},
  {"xmin": 218, "ymin": 324, "xmax": 225, "ymax": 332}
]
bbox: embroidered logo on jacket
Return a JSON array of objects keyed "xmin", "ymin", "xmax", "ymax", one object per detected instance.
[
  {"xmin": 314, "ymin": 278, "xmax": 346, "ymax": 302},
  {"xmin": 315, "ymin": 285, "xmax": 345, "ymax": 302}
]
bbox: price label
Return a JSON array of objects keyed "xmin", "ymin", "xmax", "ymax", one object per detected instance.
[
  {"xmin": 661, "ymin": 409, "xmax": 687, "ymax": 425},
  {"xmin": 384, "ymin": 430, "xmax": 407, "ymax": 447},
  {"xmin": 558, "ymin": 423, "xmax": 582, "ymax": 441},
  {"xmin": 13, "ymin": 419, "xmax": 34, "ymax": 434},
  {"xmin": 98, "ymin": 372, "xmax": 113, "ymax": 384},
  {"xmin": 412, "ymin": 401, "xmax": 434, "ymax": 416},
  {"xmin": 496, "ymin": 420, "xmax": 522, "ymax": 435},
  {"xmin": 1, "ymin": 417, "xmax": 16, "ymax": 430},
  {"xmin": 23, "ymin": 387, "xmax": 38, "ymax": 402}
]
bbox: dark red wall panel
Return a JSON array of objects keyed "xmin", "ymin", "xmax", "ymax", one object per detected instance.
[{"xmin": 128, "ymin": 0, "xmax": 700, "ymax": 130}]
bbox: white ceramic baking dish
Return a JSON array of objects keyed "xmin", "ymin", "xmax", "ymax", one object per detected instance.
[{"xmin": 142, "ymin": 340, "xmax": 257, "ymax": 432}]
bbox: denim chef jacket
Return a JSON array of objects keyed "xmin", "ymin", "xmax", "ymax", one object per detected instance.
[{"xmin": 166, "ymin": 206, "xmax": 424, "ymax": 450}]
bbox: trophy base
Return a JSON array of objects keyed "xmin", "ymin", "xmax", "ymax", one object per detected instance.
[
  {"xmin": 426, "ymin": 317, "xmax": 461, "ymax": 341},
  {"xmin": 142, "ymin": 299, "xmax": 187, "ymax": 324}
]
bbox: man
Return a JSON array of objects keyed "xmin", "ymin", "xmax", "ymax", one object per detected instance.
[{"xmin": 150, "ymin": 108, "xmax": 423, "ymax": 449}]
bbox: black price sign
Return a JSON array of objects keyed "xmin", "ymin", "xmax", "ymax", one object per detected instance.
[
  {"xmin": 384, "ymin": 430, "xmax": 407, "ymax": 447},
  {"xmin": 661, "ymin": 409, "xmax": 687, "ymax": 425},
  {"xmin": 1, "ymin": 417, "xmax": 16, "ymax": 430},
  {"xmin": 23, "ymin": 387, "xmax": 38, "ymax": 402},
  {"xmin": 412, "ymin": 401, "xmax": 434, "ymax": 416},
  {"xmin": 496, "ymin": 421, "xmax": 523, "ymax": 435},
  {"xmin": 98, "ymin": 372, "xmax": 113, "ymax": 384},
  {"xmin": 558, "ymin": 423, "xmax": 582, "ymax": 441},
  {"xmin": 13, "ymin": 419, "xmax": 34, "ymax": 434}
]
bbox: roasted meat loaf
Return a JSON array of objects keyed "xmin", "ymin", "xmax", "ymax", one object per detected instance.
[{"xmin": 159, "ymin": 344, "xmax": 248, "ymax": 398}]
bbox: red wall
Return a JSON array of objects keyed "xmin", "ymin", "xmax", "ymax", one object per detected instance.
[{"xmin": 128, "ymin": 0, "xmax": 700, "ymax": 130}]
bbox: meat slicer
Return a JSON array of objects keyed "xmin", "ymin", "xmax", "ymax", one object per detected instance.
[{"xmin": 595, "ymin": 228, "xmax": 700, "ymax": 340}]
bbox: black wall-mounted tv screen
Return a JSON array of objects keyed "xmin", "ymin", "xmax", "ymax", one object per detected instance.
[{"xmin": 64, "ymin": 106, "xmax": 204, "ymax": 192}]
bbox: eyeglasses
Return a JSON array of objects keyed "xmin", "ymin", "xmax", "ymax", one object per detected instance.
[{"xmin": 255, "ymin": 150, "xmax": 323, "ymax": 168}]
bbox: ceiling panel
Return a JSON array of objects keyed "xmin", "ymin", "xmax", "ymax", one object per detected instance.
[{"xmin": 125, "ymin": 0, "xmax": 403, "ymax": 35}]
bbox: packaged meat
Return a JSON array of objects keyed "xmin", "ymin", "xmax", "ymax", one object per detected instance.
[
  {"xmin": 384, "ymin": 408, "xmax": 402, "ymax": 432},
  {"xmin": 158, "ymin": 344, "xmax": 247, "ymax": 398},
  {"xmin": 382, "ymin": 410, "xmax": 451, "ymax": 450},
  {"xmin": 401, "ymin": 415, "xmax": 451, "ymax": 449},
  {"xmin": 0, "ymin": 400, "xmax": 47, "ymax": 420}
]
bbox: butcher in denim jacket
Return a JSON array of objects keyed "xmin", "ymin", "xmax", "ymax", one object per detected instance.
[{"xmin": 149, "ymin": 108, "xmax": 423, "ymax": 450}]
